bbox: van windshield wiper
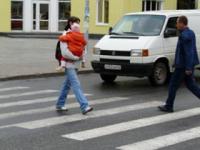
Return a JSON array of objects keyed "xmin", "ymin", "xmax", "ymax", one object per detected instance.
[
  {"xmin": 123, "ymin": 32, "xmax": 144, "ymax": 36},
  {"xmin": 110, "ymin": 32, "xmax": 122, "ymax": 35}
]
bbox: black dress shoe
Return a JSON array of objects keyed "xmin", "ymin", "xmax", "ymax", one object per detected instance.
[{"xmin": 158, "ymin": 105, "xmax": 174, "ymax": 113}]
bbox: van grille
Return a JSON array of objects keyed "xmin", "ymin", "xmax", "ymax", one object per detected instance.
[
  {"xmin": 100, "ymin": 59, "xmax": 130, "ymax": 64},
  {"xmin": 100, "ymin": 50, "xmax": 131, "ymax": 56}
]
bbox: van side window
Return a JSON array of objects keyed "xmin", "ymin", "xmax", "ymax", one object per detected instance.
[{"xmin": 164, "ymin": 17, "xmax": 178, "ymax": 38}]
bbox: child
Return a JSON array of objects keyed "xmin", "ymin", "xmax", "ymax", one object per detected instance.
[{"xmin": 56, "ymin": 23, "xmax": 87, "ymax": 71}]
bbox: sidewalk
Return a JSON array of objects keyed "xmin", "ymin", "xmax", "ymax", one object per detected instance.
[{"xmin": 0, "ymin": 36, "xmax": 98, "ymax": 80}]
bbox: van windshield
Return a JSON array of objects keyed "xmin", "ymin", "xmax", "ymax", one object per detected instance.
[{"xmin": 111, "ymin": 15, "xmax": 166, "ymax": 36}]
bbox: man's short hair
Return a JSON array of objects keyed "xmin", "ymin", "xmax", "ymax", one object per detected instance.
[{"xmin": 178, "ymin": 16, "xmax": 188, "ymax": 25}]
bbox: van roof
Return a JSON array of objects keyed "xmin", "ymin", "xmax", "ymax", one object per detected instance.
[{"xmin": 126, "ymin": 10, "xmax": 200, "ymax": 17}]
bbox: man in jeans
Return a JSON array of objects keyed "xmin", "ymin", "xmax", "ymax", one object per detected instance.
[{"xmin": 158, "ymin": 16, "xmax": 200, "ymax": 112}]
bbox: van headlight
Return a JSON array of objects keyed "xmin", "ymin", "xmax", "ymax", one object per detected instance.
[
  {"xmin": 131, "ymin": 49, "xmax": 149, "ymax": 57},
  {"xmin": 93, "ymin": 47, "xmax": 100, "ymax": 55}
]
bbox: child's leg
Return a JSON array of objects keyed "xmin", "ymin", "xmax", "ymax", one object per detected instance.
[
  {"xmin": 56, "ymin": 60, "xmax": 66, "ymax": 71},
  {"xmin": 58, "ymin": 60, "xmax": 61, "ymax": 66},
  {"xmin": 61, "ymin": 60, "xmax": 66, "ymax": 68}
]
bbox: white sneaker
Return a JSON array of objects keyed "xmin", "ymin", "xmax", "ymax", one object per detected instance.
[
  {"xmin": 82, "ymin": 106, "xmax": 93, "ymax": 115},
  {"xmin": 56, "ymin": 106, "xmax": 68, "ymax": 111},
  {"xmin": 56, "ymin": 66, "xmax": 65, "ymax": 72}
]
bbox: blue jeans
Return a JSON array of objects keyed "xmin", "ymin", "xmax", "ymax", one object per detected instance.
[
  {"xmin": 166, "ymin": 68, "xmax": 200, "ymax": 109},
  {"xmin": 56, "ymin": 68, "xmax": 89, "ymax": 111}
]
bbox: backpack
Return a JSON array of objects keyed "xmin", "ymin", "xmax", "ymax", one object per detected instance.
[{"xmin": 55, "ymin": 41, "xmax": 62, "ymax": 65}]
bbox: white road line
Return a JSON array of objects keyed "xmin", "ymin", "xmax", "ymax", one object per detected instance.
[
  {"xmin": 0, "ymin": 87, "xmax": 29, "ymax": 92},
  {"xmin": 14, "ymin": 101, "xmax": 161, "ymax": 129},
  {"xmin": 117, "ymin": 126, "xmax": 200, "ymax": 150},
  {"xmin": 0, "ymin": 94, "xmax": 92, "ymax": 108},
  {"xmin": 0, "ymin": 97, "xmax": 128, "ymax": 120},
  {"xmin": 62, "ymin": 107, "xmax": 200, "ymax": 141},
  {"xmin": 0, "ymin": 90, "xmax": 58, "ymax": 99}
]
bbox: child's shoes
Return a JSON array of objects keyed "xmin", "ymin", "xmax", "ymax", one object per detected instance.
[{"xmin": 56, "ymin": 66, "xmax": 65, "ymax": 72}]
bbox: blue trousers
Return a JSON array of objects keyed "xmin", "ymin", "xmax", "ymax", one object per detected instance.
[
  {"xmin": 56, "ymin": 68, "xmax": 89, "ymax": 111},
  {"xmin": 166, "ymin": 68, "xmax": 200, "ymax": 109}
]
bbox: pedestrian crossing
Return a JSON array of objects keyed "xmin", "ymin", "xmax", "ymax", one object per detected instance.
[
  {"xmin": 15, "ymin": 101, "xmax": 161, "ymax": 129},
  {"xmin": 0, "ymin": 97, "xmax": 127, "ymax": 120},
  {"xmin": 0, "ymin": 85, "xmax": 200, "ymax": 150},
  {"xmin": 62, "ymin": 107, "xmax": 200, "ymax": 141}
]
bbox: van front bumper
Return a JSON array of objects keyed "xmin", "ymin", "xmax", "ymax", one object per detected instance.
[{"xmin": 91, "ymin": 61, "xmax": 154, "ymax": 77}]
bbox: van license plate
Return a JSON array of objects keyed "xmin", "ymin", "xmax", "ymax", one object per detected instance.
[{"xmin": 104, "ymin": 64, "xmax": 121, "ymax": 70}]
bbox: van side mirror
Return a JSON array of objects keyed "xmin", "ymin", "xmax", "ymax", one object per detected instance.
[
  {"xmin": 109, "ymin": 27, "xmax": 113, "ymax": 35},
  {"xmin": 164, "ymin": 28, "xmax": 177, "ymax": 38}
]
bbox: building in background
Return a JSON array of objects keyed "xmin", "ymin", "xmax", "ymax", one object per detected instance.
[
  {"xmin": 0, "ymin": 0, "xmax": 199, "ymax": 35},
  {"xmin": 177, "ymin": 0, "xmax": 198, "ymax": 9},
  {"xmin": 0, "ymin": 1, "xmax": 10, "ymax": 32},
  {"xmin": 0, "ymin": 0, "xmax": 71, "ymax": 33}
]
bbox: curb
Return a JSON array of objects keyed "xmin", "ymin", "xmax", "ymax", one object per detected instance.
[
  {"xmin": 0, "ymin": 32, "xmax": 103, "ymax": 40},
  {"xmin": 0, "ymin": 70, "xmax": 94, "ymax": 81}
]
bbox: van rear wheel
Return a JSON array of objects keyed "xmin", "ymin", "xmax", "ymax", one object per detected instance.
[
  {"xmin": 148, "ymin": 62, "xmax": 169, "ymax": 86},
  {"xmin": 100, "ymin": 74, "xmax": 117, "ymax": 83}
]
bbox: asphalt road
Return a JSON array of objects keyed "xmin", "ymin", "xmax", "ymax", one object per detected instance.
[{"xmin": 0, "ymin": 73, "xmax": 200, "ymax": 150}]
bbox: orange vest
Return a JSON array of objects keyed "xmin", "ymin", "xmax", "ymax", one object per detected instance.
[{"xmin": 59, "ymin": 32, "xmax": 87, "ymax": 57}]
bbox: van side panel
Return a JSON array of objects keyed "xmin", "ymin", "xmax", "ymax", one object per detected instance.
[{"xmin": 187, "ymin": 15, "xmax": 200, "ymax": 60}]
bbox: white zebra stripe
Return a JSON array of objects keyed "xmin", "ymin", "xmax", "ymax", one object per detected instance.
[
  {"xmin": 117, "ymin": 126, "xmax": 200, "ymax": 150},
  {"xmin": 0, "ymin": 90, "xmax": 58, "ymax": 99},
  {"xmin": 0, "ymin": 94, "xmax": 92, "ymax": 108},
  {"xmin": 0, "ymin": 87, "xmax": 29, "ymax": 92}
]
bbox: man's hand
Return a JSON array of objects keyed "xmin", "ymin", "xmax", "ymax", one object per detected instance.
[{"xmin": 185, "ymin": 70, "xmax": 192, "ymax": 76}]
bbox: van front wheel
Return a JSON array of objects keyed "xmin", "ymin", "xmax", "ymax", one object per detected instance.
[
  {"xmin": 100, "ymin": 74, "xmax": 117, "ymax": 83},
  {"xmin": 148, "ymin": 62, "xmax": 169, "ymax": 86}
]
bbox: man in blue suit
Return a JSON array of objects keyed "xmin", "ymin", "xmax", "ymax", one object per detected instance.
[{"xmin": 158, "ymin": 16, "xmax": 200, "ymax": 112}]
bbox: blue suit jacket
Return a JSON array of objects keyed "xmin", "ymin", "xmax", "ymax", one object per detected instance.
[{"xmin": 174, "ymin": 27, "xmax": 199, "ymax": 70}]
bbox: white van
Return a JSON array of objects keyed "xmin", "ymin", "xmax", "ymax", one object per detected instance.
[{"xmin": 91, "ymin": 10, "xmax": 200, "ymax": 86}]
